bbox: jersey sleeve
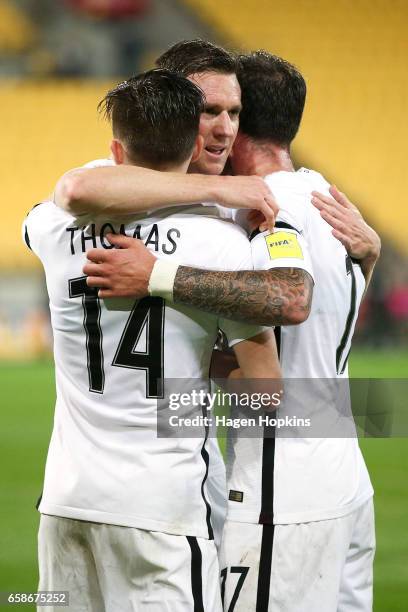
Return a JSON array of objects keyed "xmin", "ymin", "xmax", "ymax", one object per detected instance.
[
  {"xmin": 22, "ymin": 201, "xmax": 62, "ymax": 260},
  {"xmin": 251, "ymin": 177, "xmax": 314, "ymax": 278},
  {"xmin": 22, "ymin": 203, "xmax": 48, "ymax": 257},
  {"xmin": 251, "ymin": 222, "xmax": 313, "ymax": 278}
]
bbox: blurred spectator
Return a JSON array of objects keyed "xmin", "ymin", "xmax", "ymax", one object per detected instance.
[
  {"xmin": 385, "ymin": 283, "xmax": 408, "ymax": 342},
  {"xmin": 385, "ymin": 286, "xmax": 408, "ymax": 320},
  {"xmin": 62, "ymin": 0, "xmax": 151, "ymax": 75},
  {"xmin": 2, "ymin": 0, "xmax": 209, "ymax": 78},
  {"xmin": 2, "ymin": 0, "xmax": 151, "ymax": 76},
  {"xmin": 65, "ymin": 0, "xmax": 150, "ymax": 19}
]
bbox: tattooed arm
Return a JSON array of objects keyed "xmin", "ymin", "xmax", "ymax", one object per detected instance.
[
  {"xmin": 84, "ymin": 234, "xmax": 313, "ymax": 326},
  {"xmin": 174, "ymin": 267, "xmax": 313, "ymax": 326}
]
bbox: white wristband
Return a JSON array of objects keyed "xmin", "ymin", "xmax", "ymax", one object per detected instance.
[{"xmin": 148, "ymin": 258, "xmax": 180, "ymax": 302}]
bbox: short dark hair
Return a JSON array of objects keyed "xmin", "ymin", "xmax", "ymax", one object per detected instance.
[
  {"xmin": 99, "ymin": 69, "xmax": 205, "ymax": 166},
  {"xmin": 237, "ymin": 51, "xmax": 306, "ymax": 146},
  {"xmin": 156, "ymin": 39, "xmax": 238, "ymax": 77}
]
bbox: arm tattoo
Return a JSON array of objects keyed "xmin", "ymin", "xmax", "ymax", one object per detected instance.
[{"xmin": 173, "ymin": 267, "xmax": 313, "ymax": 326}]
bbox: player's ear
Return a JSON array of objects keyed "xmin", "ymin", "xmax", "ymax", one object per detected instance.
[
  {"xmin": 110, "ymin": 139, "xmax": 125, "ymax": 165},
  {"xmin": 191, "ymin": 135, "xmax": 204, "ymax": 163}
]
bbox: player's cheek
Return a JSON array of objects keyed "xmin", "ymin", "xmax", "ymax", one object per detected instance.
[{"xmin": 198, "ymin": 118, "xmax": 211, "ymax": 141}]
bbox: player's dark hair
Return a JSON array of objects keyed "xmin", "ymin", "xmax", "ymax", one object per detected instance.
[
  {"xmin": 156, "ymin": 39, "xmax": 238, "ymax": 77},
  {"xmin": 237, "ymin": 51, "xmax": 306, "ymax": 146},
  {"xmin": 99, "ymin": 69, "xmax": 205, "ymax": 166}
]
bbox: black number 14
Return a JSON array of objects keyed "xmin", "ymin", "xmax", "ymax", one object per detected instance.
[{"xmin": 69, "ymin": 276, "xmax": 164, "ymax": 398}]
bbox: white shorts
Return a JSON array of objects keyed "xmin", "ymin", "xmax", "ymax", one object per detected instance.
[
  {"xmin": 219, "ymin": 498, "xmax": 375, "ymax": 612},
  {"xmin": 38, "ymin": 514, "xmax": 222, "ymax": 612}
]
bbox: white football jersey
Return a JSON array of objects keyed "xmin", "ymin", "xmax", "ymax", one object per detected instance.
[
  {"xmin": 24, "ymin": 200, "xmax": 263, "ymax": 539},
  {"xmin": 227, "ymin": 168, "xmax": 374, "ymax": 525}
]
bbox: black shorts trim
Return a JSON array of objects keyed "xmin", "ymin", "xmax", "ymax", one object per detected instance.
[
  {"xmin": 187, "ymin": 536, "xmax": 205, "ymax": 612},
  {"xmin": 255, "ymin": 524, "xmax": 275, "ymax": 612}
]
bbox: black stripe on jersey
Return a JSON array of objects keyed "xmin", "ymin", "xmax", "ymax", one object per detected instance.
[
  {"xmin": 340, "ymin": 347, "xmax": 351, "ymax": 374},
  {"xmin": 258, "ymin": 326, "xmax": 280, "ymax": 525},
  {"xmin": 187, "ymin": 536, "xmax": 205, "ymax": 612},
  {"xmin": 249, "ymin": 228, "xmax": 262, "ymax": 242},
  {"xmin": 25, "ymin": 202, "xmax": 44, "ymax": 218},
  {"xmin": 274, "ymin": 326, "xmax": 281, "ymax": 357},
  {"xmin": 35, "ymin": 493, "xmax": 42, "ymax": 510},
  {"xmin": 255, "ymin": 525, "xmax": 275, "ymax": 612},
  {"xmin": 275, "ymin": 221, "xmax": 299, "ymax": 232},
  {"xmin": 249, "ymin": 221, "xmax": 299, "ymax": 242},
  {"xmin": 24, "ymin": 226, "xmax": 31, "ymax": 251},
  {"xmin": 258, "ymin": 436, "xmax": 275, "ymax": 524},
  {"xmin": 336, "ymin": 256, "xmax": 357, "ymax": 374},
  {"xmin": 200, "ymin": 403, "xmax": 214, "ymax": 540}
]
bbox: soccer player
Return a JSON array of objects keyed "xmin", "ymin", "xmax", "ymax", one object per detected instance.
[
  {"xmin": 55, "ymin": 41, "xmax": 278, "ymax": 229},
  {"xmin": 55, "ymin": 40, "xmax": 374, "ymax": 325},
  {"xmin": 23, "ymin": 69, "xmax": 280, "ymax": 611},
  {"xmin": 216, "ymin": 52, "xmax": 378, "ymax": 612},
  {"xmin": 79, "ymin": 52, "xmax": 380, "ymax": 612},
  {"xmin": 53, "ymin": 40, "xmax": 315, "ymax": 564}
]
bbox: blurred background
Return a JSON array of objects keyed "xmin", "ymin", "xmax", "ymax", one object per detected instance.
[
  {"xmin": 0, "ymin": 0, "xmax": 407, "ymax": 610},
  {"xmin": 1, "ymin": 0, "xmax": 407, "ymax": 357}
]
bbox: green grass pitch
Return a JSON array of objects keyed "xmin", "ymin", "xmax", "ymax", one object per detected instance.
[{"xmin": 0, "ymin": 350, "xmax": 407, "ymax": 610}]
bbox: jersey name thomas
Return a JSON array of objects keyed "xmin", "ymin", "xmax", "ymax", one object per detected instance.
[{"xmin": 24, "ymin": 198, "xmax": 263, "ymax": 539}]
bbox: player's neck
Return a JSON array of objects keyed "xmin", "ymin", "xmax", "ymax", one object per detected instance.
[{"xmin": 245, "ymin": 144, "xmax": 294, "ymax": 176}]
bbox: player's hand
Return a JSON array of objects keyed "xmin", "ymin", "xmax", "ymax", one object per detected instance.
[
  {"xmin": 311, "ymin": 185, "xmax": 381, "ymax": 262},
  {"xmin": 246, "ymin": 209, "xmax": 266, "ymax": 233},
  {"xmin": 217, "ymin": 175, "xmax": 278, "ymax": 232},
  {"xmin": 84, "ymin": 234, "xmax": 157, "ymax": 299}
]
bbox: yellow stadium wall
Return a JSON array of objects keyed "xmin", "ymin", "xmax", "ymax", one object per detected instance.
[
  {"xmin": 2, "ymin": 80, "xmax": 112, "ymax": 269},
  {"xmin": 3, "ymin": 0, "xmax": 408, "ymax": 270},
  {"xmin": 183, "ymin": 0, "xmax": 408, "ymax": 255}
]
